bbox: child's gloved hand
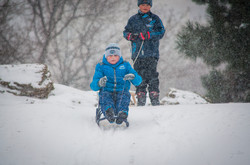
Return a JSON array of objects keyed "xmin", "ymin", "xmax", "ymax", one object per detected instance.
[
  {"xmin": 139, "ymin": 32, "xmax": 150, "ymax": 40},
  {"xmin": 98, "ymin": 76, "xmax": 107, "ymax": 87},
  {"xmin": 127, "ymin": 33, "xmax": 139, "ymax": 41},
  {"xmin": 123, "ymin": 74, "xmax": 135, "ymax": 81}
]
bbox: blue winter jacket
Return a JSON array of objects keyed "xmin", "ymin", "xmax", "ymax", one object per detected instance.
[
  {"xmin": 90, "ymin": 56, "xmax": 142, "ymax": 92},
  {"xmin": 123, "ymin": 10, "xmax": 165, "ymax": 60}
]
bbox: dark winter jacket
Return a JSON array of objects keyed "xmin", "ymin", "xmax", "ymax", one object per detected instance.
[
  {"xmin": 90, "ymin": 56, "xmax": 142, "ymax": 92},
  {"xmin": 123, "ymin": 10, "xmax": 165, "ymax": 60}
]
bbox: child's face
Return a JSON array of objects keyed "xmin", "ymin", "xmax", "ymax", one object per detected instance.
[
  {"xmin": 107, "ymin": 55, "xmax": 120, "ymax": 64},
  {"xmin": 139, "ymin": 4, "xmax": 151, "ymax": 13}
]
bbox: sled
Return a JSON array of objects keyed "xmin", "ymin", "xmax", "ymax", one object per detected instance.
[{"xmin": 96, "ymin": 106, "xmax": 129, "ymax": 128}]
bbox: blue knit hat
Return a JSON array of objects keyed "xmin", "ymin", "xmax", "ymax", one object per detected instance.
[
  {"xmin": 105, "ymin": 43, "xmax": 121, "ymax": 58},
  {"xmin": 138, "ymin": 0, "xmax": 152, "ymax": 7}
]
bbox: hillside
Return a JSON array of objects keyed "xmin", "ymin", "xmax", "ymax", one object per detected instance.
[{"xmin": 0, "ymin": 84, "xmax": 250, "ymax": 165}]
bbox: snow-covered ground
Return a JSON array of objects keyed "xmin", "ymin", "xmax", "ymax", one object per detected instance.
[{"xmin": 0, "ymin": 84, "xmax": 250, "ymax": 165}]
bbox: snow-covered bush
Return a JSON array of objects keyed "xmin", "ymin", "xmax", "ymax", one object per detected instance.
[
  {"xmin": 161, "ymin": 88, "xmax": 209, "ymax": 105},
  {"xmin": 0, "ymin": 64, "xmax": 54, "ymax": 98}
]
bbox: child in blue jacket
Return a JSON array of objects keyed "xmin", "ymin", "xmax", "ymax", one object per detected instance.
[
  {"xmin": 123, "ymin": 0, "xmax": 165, "ymax": 106},
  {"xmin": 90, "ymin": 43, "xmax": 142, "ymax": 124}
]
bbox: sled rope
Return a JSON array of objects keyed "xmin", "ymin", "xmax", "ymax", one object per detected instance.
[
  {"xmin": 118, "ymin": 80, "xmax": 127, "ymax": 112},
  {"xmin": 133, "ymin": 40, "xmax": 144, "ymax": 67}
]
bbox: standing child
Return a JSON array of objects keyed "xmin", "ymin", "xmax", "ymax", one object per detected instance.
[
  {"xmin": 90, "ymin": 43, "xmax": 142, "ymax": 124},
  {"xmin": 123, "ymin": 0, "xmax": 165, "ymax": 106}
]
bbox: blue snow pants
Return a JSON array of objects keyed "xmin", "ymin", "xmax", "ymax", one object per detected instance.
[{"xmin": 99, "ymin": 90, "xmax": 131, "ymax": 116}]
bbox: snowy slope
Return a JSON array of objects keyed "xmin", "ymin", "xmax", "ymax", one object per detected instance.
[{"xmin": 0, "ymin": 84, "xmax": 250, "ymax": 165}]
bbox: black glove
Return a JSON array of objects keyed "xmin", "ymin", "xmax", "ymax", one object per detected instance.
[
  {"xmin": 127, "ymin": 33, "xmax": 139, "ymax": 41},
  {"xmin": 139, "ymin": 32, "xmax": 150, "ymax": 40},
  {"xmin": 123, "ymin": 74, "xmax": 135, "ymax": 81},
  {"xmin": 98, "ymin": 76, "xmax": 107, "ymax": 87}
]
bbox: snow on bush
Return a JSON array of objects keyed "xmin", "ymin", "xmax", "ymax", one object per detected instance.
[
  {"xmin": 0, "ymin": 64, "xmax": 54, "ymax": 98},
  {"xmin": 161, "ymin": 88, "xmax": 209, "ymax": 105}
]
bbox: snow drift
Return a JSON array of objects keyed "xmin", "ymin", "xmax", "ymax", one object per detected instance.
[{"xmin": 0, "ymin": 83, "xmax": 250, "ymax": 165}]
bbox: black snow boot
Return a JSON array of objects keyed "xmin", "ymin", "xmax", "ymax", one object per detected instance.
[
  {"xmin": 149, "ymin": 91, "xmax": 160, "ymax": 106},
  {"xmin": 105, "ymin": 108, "xmax": 115, "ymax": 123},
  {"xmin": 137, "ymin": 92, "xmax": 146, "ymax": 106},
  {"xmin": 116, "ymin": 111, "xmax": 128, "ymax": 124}
]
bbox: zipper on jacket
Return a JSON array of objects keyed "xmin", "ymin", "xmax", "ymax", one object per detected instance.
[{"xmin": 113, "ymin": 68, "xmax": 116, "ymax": 92}]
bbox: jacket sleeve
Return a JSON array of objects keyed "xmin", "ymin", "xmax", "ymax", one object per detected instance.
[
  {"xmin": 123, "ymin": 18, "xmax": 133, "ymax": 41},
  {"xmin": 148, "ymin": 15, "xmax": 165, "ymax": 41},
  {"xmin": 90, "ymin": 64, "xmax": 104, "ymax": 91},
  {"xmin": 125, "ymin": 62, "xmax": 142, "ymax": 86}
]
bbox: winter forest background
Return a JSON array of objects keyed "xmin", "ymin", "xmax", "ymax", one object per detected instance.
[{"xmin": 1, "ymin": 0, "xmax": 249, "ymax": 103}]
